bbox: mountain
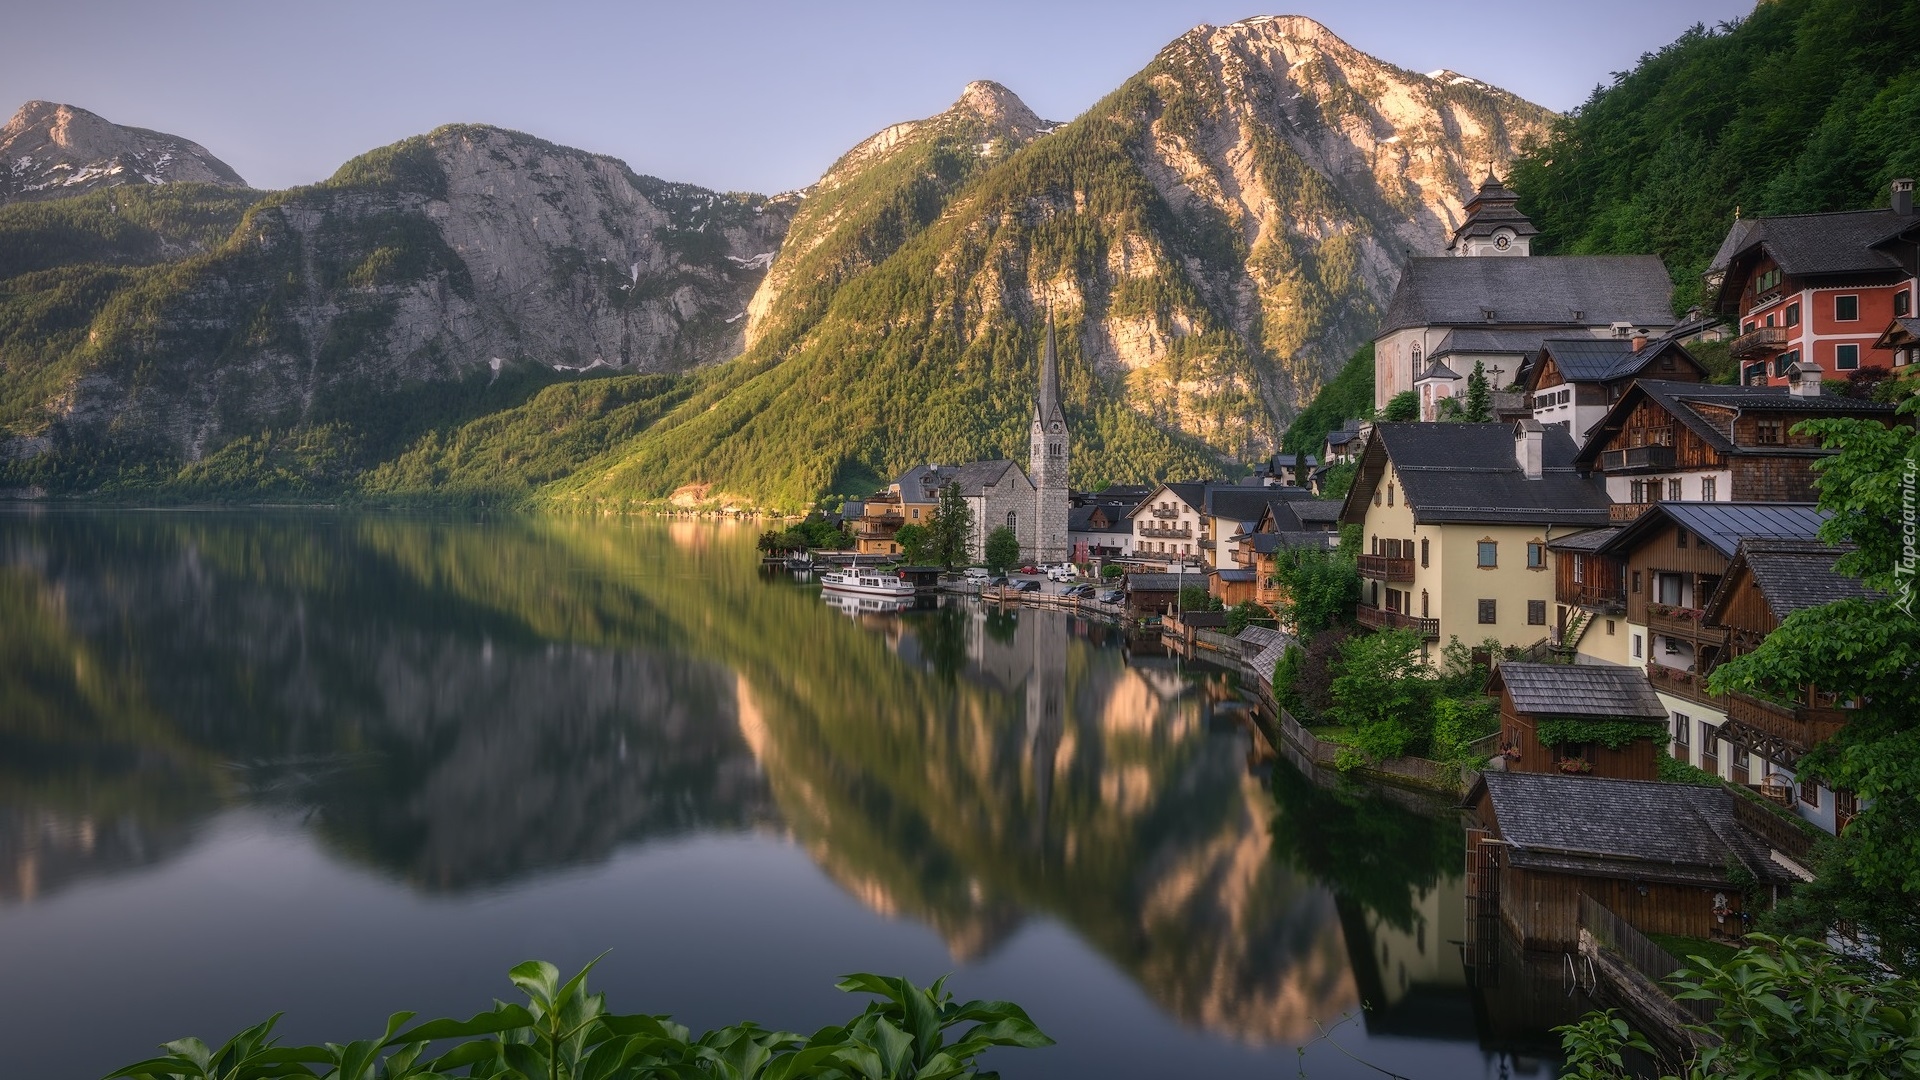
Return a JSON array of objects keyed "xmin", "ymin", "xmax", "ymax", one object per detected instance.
[
  {"xmin": 555, "ymin": 16, "xmax": 1552, "ymax": 508},
  {"xmin": 0, "ymin": 122, "xmax": 792, "ymax": 486},
  {"xmin": 0, "ymin": 101, "xmax": 247, "ymax": 204},
  {"xmin": 1509, "ymin": 0, "xmax": 1920, "ymax": 310}
]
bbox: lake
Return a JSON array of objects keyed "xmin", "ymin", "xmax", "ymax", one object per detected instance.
[{"xmin": 0, "ymin": 510, "xmax": 1583, "ymax": 1078}]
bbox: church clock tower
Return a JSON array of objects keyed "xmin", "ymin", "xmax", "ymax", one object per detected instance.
[{"xmin": 1030, "ymin": 310, "xmax": 1070, "ymax": 564}]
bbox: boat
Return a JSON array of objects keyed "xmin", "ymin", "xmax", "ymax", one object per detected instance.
[
  {"xmin": 819, "ymin": 568, "xmax": 915, "ymax": 598},
  {"xmin": 822, "ymin": 591, "xmax": 914, "ymax": 617}
]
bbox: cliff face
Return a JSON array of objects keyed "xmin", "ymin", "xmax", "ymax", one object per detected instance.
[
  {"xmin": 0, "ymin": 123, "xmax": 792, "ymax": 469},
  {"xmin": 0, "ymin": 101, "xmax": 248, "ymax": 203}
]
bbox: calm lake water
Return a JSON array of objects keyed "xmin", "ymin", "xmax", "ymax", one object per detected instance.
[{"xmin": 0, "ymin": 510, "xmax": 1584, "ymax": 1079}]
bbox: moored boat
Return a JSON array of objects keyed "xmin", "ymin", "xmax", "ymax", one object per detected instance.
[{"xmin": 819, "ymin": 568, "xmax": 915, "ymax": 598}]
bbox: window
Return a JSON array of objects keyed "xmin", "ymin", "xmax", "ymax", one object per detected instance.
[
  {"xmin": 1632, "ymin": 633, "xmax": 1644, "ymax": 659},
  {"xmin": 1527, "ymin": 600, "xmax": 1546, "ymax": 625},
  {"xmin": 1754, "ymin": 268, "xmax": 1782, "ymax": 294},
  {"xmin": 1656, "ymin": 573, "xmax": 1683, "ymax": 606},
  {"xmin": 1800, "ymin": 780, "xmax": 1821, "ymax": 808},
  {"xmin": 1632, "ymin": 571, "xmax": 1642, "ymax": 593},
  {"xmin": 910, "ymin": 508, "xmax": 920, "ymax": 520},
  {"xmin": 1674, "ymin": 712, "xmax": 1691, "ymax": 748},
  {"xmin": 1007, "ymin": 510, "xmax": 1017, "ymax": 529},
  {"xmin": 1667, "ymin": 479, "xmax": 1682, "ymax": 501},
  {"xmin": 1527, "ymin": 541, "xmax": 1546, "ymax": 569},
  {"xmin": 1478, "ymin": 599, "xmax": 1497, "ymax": 624},
  {"xmin": 1745, "ymin": 362, "xmax": 1768, "ymax": 386},
  {"xmin": 1420, "ymin": 537, "xmax": 1429, "ymax": 568},
  {"xmin": 1373, "ymin": 489, "xmax": 1381, "ymax": 507},
  {"xmin": 1702, "ymin": 477, "xmax": 1717, "ymax": 502},
  {"xmin": 1836, "ymin": 343, "xmax": 1860, "ymax": 370},
  {"xmin": 1677, "ymin": 530, "xmax": 1688, "ymax": 549},
  {"xmin": 1387, "ymin": 484, "xmax": 1395, "ymax": 506},
  {"xmin": 1629, "ymin": 480, "xmax": 1646, "ymax": 503},
  {"xmin": 1898, "ymin": 290, "xmax": 1912, "ymax": 318},
  {"xmin": 1785, "ymin": 302, "xmax": 1800, "ymax": 327},
  {"xmin": 1755, "ymin": 421, "xmax": 1782, "ymax": 445},
  {"xmin": 1573, "ymin": 554, "xmax": 1585, "ymax": 583},
  {"xmin": 1478, "ymin": 540, "xmax": 1498, "ymax": 568},
  {"xmin": 1775, "ymin": 349, "xmax": 1798, "ymax": 379},
  {"xmin": 1835, "ymin": 294, "xmax": 1859, "ymax": 322},
  {"xmin": 1421, "ymin": 589, "xmax": 1429, "ymax": 618},
  {"xmin": 1606, "ymin": 619, "xmax": 1616, "ymax": 636}
]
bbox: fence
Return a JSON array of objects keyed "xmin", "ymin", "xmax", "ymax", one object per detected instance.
[
  {"xmin": 1729, "ymin": 786, "xmax": 1817, "ymax": 864},
  {"xmin": 1580, "ymin": 895, "xmax": 1717, "ymax": 1026}
]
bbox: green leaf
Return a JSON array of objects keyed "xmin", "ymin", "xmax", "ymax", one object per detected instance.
[
  {"xmin": 508, "ymin": 961, "xmax": 561, "ymax": 1009},
  {"xmin": 392, "ymin": 1004, "xmax": 536, "ymax": 1044}
]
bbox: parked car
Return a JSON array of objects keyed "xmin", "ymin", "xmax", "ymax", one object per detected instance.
[
  {"xmin": 963, "ymin": 567, "xmax": 990, "ymax": 581},
  {"xmin": 1068, "ymin": 584, "xmax": 1096, "ymax": 598},
  {"xmin": 1047, "ymin": 565, "xmax": 1076, "ymax": 582},
  {"xmin": 986, "ymin": 575, "xmax": 1008, "ymax": 587},
  {"xmin": 1098, "ymin": 590, "xmax": 1124, "ymax": 605},
  {"xmin": 1013, "ymin": 580, "xmax": 1042, "ymax": 593},
  {"xmin": 1018, "ymin": 565, "xmax": 1039, "ymax": 575}
]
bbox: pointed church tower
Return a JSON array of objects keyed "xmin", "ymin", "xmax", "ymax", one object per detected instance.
[
  {"xmin": 1447, "ymin": 172, "xmax": 1537, "ymax": 257},
  {"xmin": 1029, "ymin": 310, "xmax": 1070, "ymax": 564}
]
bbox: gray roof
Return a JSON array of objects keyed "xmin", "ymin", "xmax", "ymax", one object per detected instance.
[
  {"xmin": 1428, "ymin": 327, "xmax": 1555, "ymax": 362},
  {"xmin": 1451, "ymin": 175, "xmax": 1540, "ymax": 243},
  {"xmin": 1213, "ymin": 569, "xmax": 1256, "ymax": 583},
  {"xmin": 895, "ymin": 460, "xmax": 1027, "ymax": 502},
  {"xmin": 1481, "ymin": 773, "xmax": 1786, "ymax": 885},
  {"xmin": 1205, "ymin": 485, "xmax": 1280, "ymax": 521},
  {"xmin": 1269, "ymin": 453, "xmax": 1319, "ymax": 468},
  {"xmin": 1324, "ymin": 426, "xmax": 1362, "ymax": 447},
  {"xmin": 1600, "ymin": 503, "xmax": 1828, "ymax": 560},
  {"xmin": 1416, "ymin": 360, "xmax": 1462, "ymax": 382},
  {"xmin": 1546, "ymin": 527, "xmax": 1620, "ymax": 553},
  {"xmin": 1574, "ymin": 381, "xmax": 1898, "ymax": 466},
  {"xmin": 1126, "ymin": 574, "xmax": 1189, "ymax": 592},
  {"xmin": 1290, "ymin": 500, "xmax": 1344, "ymax": 524},
  {"xmin": 1380, "ymin": 255, "xmax": 1675, "ymax": 337},
  {"xmin": 1238, "ymin": 625, "xmax": 1292, "ymax": 676},
  {"xmin": 1709, "ymin": 207, "xmax": 1910, "ymax": 277},
  {"xmin": 1732, "ymin": 539, "xmax": 1879, "ymax": 618},
  {"xmin": 1350, "ymin": 423, "xmax": 1612, "ymax": 527},
  {"xmin": 1250, "ymin": 531, "xmax": 1332, "ymax": 554},
  {"xmin": 1535, "ymin": 335, "xmax": 1700, "ymax": 385},
  {"xmin": 1495, "ymin": 662, "xmax": 1666, "ymax": 719}
]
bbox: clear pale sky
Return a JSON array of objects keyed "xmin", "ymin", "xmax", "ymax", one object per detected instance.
[{"xmin": 3, "ymin": 0, "xmax": 1756, "ymax": 195}]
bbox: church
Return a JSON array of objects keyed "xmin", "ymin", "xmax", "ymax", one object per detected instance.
[
  {"xmin": 854, "ymin": 312, "xmax": 1070, "ymax": 564},
  {"xmin": 1373, "ymin": 174, "xmax": 1676, "ymax": 414}
]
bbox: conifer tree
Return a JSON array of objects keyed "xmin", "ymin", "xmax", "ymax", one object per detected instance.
[
  {"xmin": 1462, "ymin": 360, "xmax": 1492, "ymax": 422},
  {"xmin": 926, "ymin": 482, "xmax": 974, "ymax": 570}
]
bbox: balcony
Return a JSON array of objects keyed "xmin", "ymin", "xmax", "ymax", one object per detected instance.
[
  {"xmin": 1725, "ymin": 691, "xmax": 1849, "ymax": 759},
  {"xmin": 1599, "ymin": 444, "xmax": 1675, "ymax": 472},
  {"xmin": 1646, "ymin": 604, "xmax": 1724, "ymax": 643},
  {"xmin": 1560, "ymin": 582, "xmax": 1626, "ymax": 613},
  {"xmin": 1355, "ymin": 605, "xmax": 1439, "ymax": 639},
  {"xmin": 1357, "ymin": 554, "xmax": 1415, "ymax": 582},
  {"xmin": 1646, "ymin": 661, "xmax": 1723, "ymax": 705},
  {"xmin": 1609, "ymin": 502, "xmax": 1654, "ymax": 522},
  {"xmin": 1138, "ymin": 524, "xmax": 1192, "ymax": 539},
  {"xmin": 1730, "ymin": 325, "xmax": 1788, "ymax": 360},
  {"xmin": 1150, "ymin": 507, "xmax": 1181, "ymax": 519}
]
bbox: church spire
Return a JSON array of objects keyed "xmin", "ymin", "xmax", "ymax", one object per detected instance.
[{"xmin": 1037, "ymin": 306, "xmax": 1064, "ymax": 424}]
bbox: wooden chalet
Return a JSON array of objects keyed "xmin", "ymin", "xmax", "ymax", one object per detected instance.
[
  {"xmin": 1571, "ymin": 379, "xmax": 1897, "ymax": 515},
  {"xmin": 1230, "ymin": 497, "xmax": 1339, "ymax": 607},
  {"xmin": 1701, "ymin": 539, "xmax": 1880, "ymax": 832},
  {"xmin": 1123, "ymin": 573, "xmax": 1186, "ymax": 619},
  {"xmin": 1466, "ymin": 772, "xmax": 1792, "ymax": 950},
  {"xmin": 1490, "ymin": 662, "xmax": 1667, "ymax": 781},
  {"xmin": 1526, "ymin": 333, "xmax": 1707, "ymax": 441}
]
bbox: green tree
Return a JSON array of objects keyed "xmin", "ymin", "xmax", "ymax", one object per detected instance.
[
  {"xmin": 926, "ymin": 481, "xmax": 974, "ymax": 570},
  {"xmin": 1178, "ymin": 584, "xmax": 1220, "ymax": 613},
  {"xmin": 984, "ymin": 525, "xmax": 1021, "ymax": 576},
  {"xmin": 1378, "ymin": 391, "xmax": 1418, "ymax": 422},
  {"xmin": 1225, "ymin": 600, "xmax": 1272, "ymax": 635},
  {"xmin": 1328, "ymin": 628, "xmax": 1431, "ymax": 762},
  {"xmin": 1708, "ymin": 398, "xmax": 1920, "ymax": 970},
  {"xmin": 1461, "ymin": 359, "xmax": 1492, "ymax": 422},
  {"xmin": 893, "ymin": 522, "xmax": 929, "ymax": 564},
  {"xmin": 1271, "ymin": 546, "xmax": 1359, "ymax": 637}
]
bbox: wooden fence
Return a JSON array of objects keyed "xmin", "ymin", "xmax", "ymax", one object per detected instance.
[
  {"xmin": 1581, "ymin": 895, "xmax": 1717, "ymax": 1027},
  {"xmin": 1729, "ymin": 788, "xmax": 1818, "ymax": 864}
]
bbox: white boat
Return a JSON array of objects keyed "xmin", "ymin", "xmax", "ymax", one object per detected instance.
[
  {"xmin": 819, "ymin": 568, "xmax": 915, "ymax": 598},
  {"xmin": 822, "ymin": 591, "xmax": 914, "ymax": 617}
]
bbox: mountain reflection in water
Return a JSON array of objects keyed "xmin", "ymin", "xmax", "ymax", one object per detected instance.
[{"xmin": 0, "ymin": 510, "xmax": 1564, "ymax": 1078}]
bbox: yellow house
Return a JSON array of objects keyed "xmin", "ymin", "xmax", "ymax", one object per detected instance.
[{"xmin": 1339, "ymin": 420, "xmax": 1613, "ymax": 659}]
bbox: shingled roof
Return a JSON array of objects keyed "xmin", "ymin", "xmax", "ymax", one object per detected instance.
[
  {"xmin": 1599, "ymin": 502, "xmax": 1828, "ymax": 560},
  {"xmin": 1428, "ymin": 327, "xmax": 1558, "ymax": 363},
  {"xmin": 1493, "ymin": 662, "xmax": 1666, "ymax": 720},
  {"xmin": 1534, "ymin": 335, "xmax": 1704, "ymax": 387},
  {"xmin": 895, "ymin": 460, "xmax": 1027, "ymax": 502},
  {"xmin": 1342, "ymin": 422, "xmax": 1611, "ymax": 527},
  {"xmin": 1704, "ymin": 539, "xmax": 1881, "ymax": 625},
  {"xmin": 1573, "ymin": 381, "xmax": 1898, "ymax": 467},
  {"xmin": 1709, "ymin": 208, "xmax": 1910, "ymax": 278},
  {"xmin": 1478, "ymin": 773, "xmax": 1788, "ymax": 887},
  {"xmin": 1380, "ymin": 255, "xmax": 1675, "ymax": 337}
]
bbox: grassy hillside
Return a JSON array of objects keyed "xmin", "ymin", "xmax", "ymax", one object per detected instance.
[
  {"xmin": 1510, "ymin": 0, "xmax": 1920, "ymax": 308},
  {"xmin": 1281, "ymin": 344, "xmax": 1373, "ymax": 458}
]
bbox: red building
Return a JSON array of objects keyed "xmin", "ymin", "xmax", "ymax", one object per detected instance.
[{"xmin": 1708, "ymin": 179, "xmax": 1919, "ymax": 387}]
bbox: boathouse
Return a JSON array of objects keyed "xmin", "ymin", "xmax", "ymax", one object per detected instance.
[{"xmin": 1490, "ymin": 662, "xmax": 1668, "ymax": 781}]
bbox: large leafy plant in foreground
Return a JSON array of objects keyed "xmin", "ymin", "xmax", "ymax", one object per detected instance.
[{"xmin": 105, "ymin": 961, "xmax": 1051, "ymax": 1080}]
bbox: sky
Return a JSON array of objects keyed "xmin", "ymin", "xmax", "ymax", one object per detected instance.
[{"xmin": 3, "ymin": 0, "xmax": 1757, "ymax": 196}]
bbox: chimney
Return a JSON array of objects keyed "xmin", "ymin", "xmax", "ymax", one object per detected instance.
[
  {"xmin": 1789, "ymin": 361, "xmax": 1824, "ymax": 398},
  {"xmin": 1630, "ymin": 332, "xmax": 1648, "ymax": 353},
  {"xmin": 1514, "ymin": 419, "xmax": 1544, "ymax": 480},
  {"xmin": 1895, "ymin": 178, "xmax": 1915, "ymax": 217}
]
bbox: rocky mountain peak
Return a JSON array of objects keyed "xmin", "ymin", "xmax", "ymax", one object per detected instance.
[
  {"xmin": 1, "ymin": 100, "xmax": 247, "ymax": 204},
  {"xmin": 950, "ymin": 80, "xmax": 1048, "ymax": 140}
]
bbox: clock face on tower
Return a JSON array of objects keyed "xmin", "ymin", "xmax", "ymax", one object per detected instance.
[
  {"xmin": 1051, "ymin": 422, "xmax": 1063, "ymax": 433},
  {"xmin": 1494, "ymin": 234, "xmax": 1512, "ymax": 251}
]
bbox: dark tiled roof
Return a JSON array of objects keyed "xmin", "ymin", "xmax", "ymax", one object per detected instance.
[
  {"xmin": 1178, "ymin": 611, "xmax": 1231, "ymax": 627},
  {"xmin": 1205, "ymin": 485, "xmax": 1280, "ymax": 521},
  {"xmin": 1380, "ymin": 255, "xmax": 1675, "ymax": 336},
  {"xmin": 1600, "ymin": 503, "xmax": 1828, "ymax": 560},
  {"xmin": 1126, "ymin": 574, "xmax": 1189, "ymax": 592},
  {"xmin": 1495, "ymin": 662, "xmax": 1666, "ymax": 719},
  {"xmin": 1269, "ymin": 453, "xmax": 1319, "ymax": 468},
  {"xmin": 1417, "ymin": 360, "xmax": 1462, "ymax": 381},
  {"xmin": 1535, "ymin": 336, "xmax": 1699, "ymax": 385},
  {"xmin": 1546, "ymin": 527, "xmax": 1620, "ymax": 553},
  {"xmin": 1291, "ymin": 500, "xmax": 1344, "ymax": 524},
  {"xmin": 1428, "ymin": 327, "xmax": 1556, "ymax": 362},
  {"xmin": 1357, "ymin": 423, "xmax": 1612, "ymax": 526},
  {"xmin": 1250, "ymin": 531, "xmax": 1331, "ymax": 554},
  {"xmin": 895, "ymin": 460, "xmax": 1026, "ymax": 502},
  {"xmin": 1737, "ymin": 539, "xmax": 1879, "ymax": 617},
  {"xmin": 1574, "ymin": 381, "xmax": 1897, "ymax": 465},
  {"xmin": 1709, "ymin": 208, "xmax": 1910, "ymax": 277},
  {"xmin": 1481, "ymin": 773, "xmax": 1785, "ymax": 884},
  {"xmin": 1876, "ymin": 316, "xmax": 1920, "ymax": 348},
  {"xmin": 1213, "ymin": 569, "xmax": 1256, "ymax": 583},
  {"xmin": 1324, "ymin": 427, "xmax": 1361, "ymax": 446}
]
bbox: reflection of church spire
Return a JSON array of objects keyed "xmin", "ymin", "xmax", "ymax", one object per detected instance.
[{"xmin": 1025, "ymin": 610, "xmax": 1067, "ymax": 854}]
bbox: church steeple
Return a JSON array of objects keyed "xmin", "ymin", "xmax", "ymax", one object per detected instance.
[
  {"xmin": 1448, "ymin": 171, "xmax": 1538, "ymax": 256},
  {"xmin": 1036, "ymin": 308, "xmax": 1065, "ymax": 426},
  {"xmin": 1029, "ymin": 305, "xmax": 1070, "ymax": 564}
]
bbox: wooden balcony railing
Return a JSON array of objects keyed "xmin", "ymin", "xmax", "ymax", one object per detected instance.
[
  {"xmin": 1559, "ymin": 582, "xmax": 1626, "ymax": 613},
  {"xmin": 1600, "ymin": 444, "xmax": 1676, "ymax": 471},
  {"xmin": 1726, "ymin": 691, "xmax": 1849, "ymax": 756},
  {"xmin": 1138, "ymin": 524, "xmax": 1192, "ymax": 539},
  {"xmin": 1730, "ymin": 325, "xmax": 1788, "ymax": 360},
  {"xmin": 1357, "ymin": 554, "xmax": 1415, "ymax": 582},
  {"xmin": 1609, "ymin": 502, "xmax": 1655, "ymax": 522},
  {"xmin": 1647, "ymin": 605, "xmax": 1725, "ymax": 643},
  {"xmin": 1150, "ymin": 507, "xmax": 1181, "ymax": 519},
  {"xmin": 1355, "ymin": 605, "xmax": 1439, "ymax": 639},
  {"xmin": 1646, "ymin": 661, "xmax": 1724, "ymax": 705}
]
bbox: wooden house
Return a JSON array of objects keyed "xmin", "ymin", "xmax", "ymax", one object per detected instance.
[
  {"xmin": 1465, "ymin": 772, "xmax": 1791, "ymax": 950},
  {"xmin": 1526, "ymin": 333, "xmax": 1707, "ymax": 441},
  {"xmin": 1489, "ymin": 662, "xmax": 1668, "ymax": 780},
  {"xmin": 1123, "ymin": 573, "xmax": 1186, "ymax": 619},
  {"xmin": 1571, "ymin": 380, "xmax": 1896, "ymax": 513},
  {"xmin": 1701, "ymin": 539, "xmax": 1880, "ymax": 833}
]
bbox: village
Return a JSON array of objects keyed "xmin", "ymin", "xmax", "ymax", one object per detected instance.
[{"xmin": 774, "ymin": 173, "xmax": 1920, "ymax": 1052}]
